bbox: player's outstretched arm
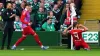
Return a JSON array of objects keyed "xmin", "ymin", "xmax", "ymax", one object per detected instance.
[{"xmin": 63, "ymin": 25, "xmax": 73, "ymax": 35}]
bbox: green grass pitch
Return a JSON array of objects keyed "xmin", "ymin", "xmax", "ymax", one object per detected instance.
[{"xmin": 0, "ymin": 46, "xmax": 100, "ymax": 56}]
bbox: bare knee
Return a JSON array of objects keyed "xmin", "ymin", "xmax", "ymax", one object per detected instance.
[
  {"xmin": 22, "ymin": 35, "xmax": 27, "ymax": 38},
  {"xmin": 33, "ymin": 33, "xmax": 38, "ymax": 36}
]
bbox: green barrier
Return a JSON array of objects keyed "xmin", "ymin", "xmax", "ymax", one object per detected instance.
[{"xmin": 0, "ymin": 31, "xmax": 61, "ymax": 46}]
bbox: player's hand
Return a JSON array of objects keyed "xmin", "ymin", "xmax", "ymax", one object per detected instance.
[
  {"xmin": 63, "ymin": 30, "xmax": 67, "ymax": 35},
  {"xmin": 78, "ymin": 24, "xmax": 83, "ymax": 27},
  {"xmin": 28, "ymin": 22, "xmax": 32, "ymax": 25}
]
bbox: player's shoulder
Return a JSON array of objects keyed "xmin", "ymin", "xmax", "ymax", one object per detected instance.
[{"xmin": 22, "ymin": 10, "xmax": 27, "ymax": 15}]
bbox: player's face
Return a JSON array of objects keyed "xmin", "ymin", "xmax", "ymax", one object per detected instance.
[
  {"xmin": 26, "ymin": 6, "xmax": 31, "ymax": 11},
  {"xmin": 29, "ymin": 6, "xmax": 32, "ymax": 13}
]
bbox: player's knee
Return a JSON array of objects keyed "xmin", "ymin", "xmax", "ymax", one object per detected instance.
[
  {"xmin": 22, "ymin": 35, "xmax": 27, "ymax": 38},
  {"xmin": 75, "ymin": 48, "xmax": 80, "ymax": 50},
  {"xmin": 33, "ymin": 33, "xmax": 38, "ymax": 36},
  {"xmin": 75, "ymin": 46, "xmax": 80, "ymax": 50},
  {"xmin": 20, "ymin": 35, "xmax": 27, "ymax": 40}
]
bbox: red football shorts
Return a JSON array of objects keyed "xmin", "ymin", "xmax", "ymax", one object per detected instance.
[
  {"xmin": 74, "ymin": 40, "xmax": 90, "ymax": 50},
  {"xmin": 22, "ymin": 26, "xmax": 35, "ymax": 35}
]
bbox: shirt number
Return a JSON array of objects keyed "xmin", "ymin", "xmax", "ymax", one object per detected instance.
[{"xmin": 74, "ymin": 33, "xmax": 79, "ymax": 39}]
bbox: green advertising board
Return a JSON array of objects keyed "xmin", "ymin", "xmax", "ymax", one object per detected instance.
[{"xmin": 0, "ymin": 31, "xmax": 61, "ymax": 46}]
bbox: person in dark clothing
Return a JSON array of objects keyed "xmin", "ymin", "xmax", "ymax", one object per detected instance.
[
  {"xmin": 1, "ymin": 3, "xmax": 15, "ymax": 50},
  {"xmin": 74, "ymin": 0, "xmax": 82, "ymax": 11},
  {"xmin": 12, "ymin": 3, "xmax": 20, "ymax": 16},
  {"xmin": 1, "ymin": 0, "xmax": 6, "ymax": 8},
  {"xmin": 60, "ymin": 3, "xmax": 71, "ymax": 49},
  {"xmin": 53, "ymin": 4, "xmax": 62, "ymax": 31},
  {"xmin": 35, "ymin": 7, "xmax": 47, "ymax": 31},
  {"xmin": 31, "ymin": 0, "xmax": 40, "ymax": 30},
  {"xmin": 0, "ymin": 2, "xmax": 5, "ymax": 31},
  {"xmin": 74, "ymin": 0, "xmax": 82, "ymax": 18}
]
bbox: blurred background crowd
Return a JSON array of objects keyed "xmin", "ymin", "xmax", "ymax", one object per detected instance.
[{"xmin": 0, "ymin": 0, "xmax": 82, "ymax": 31}]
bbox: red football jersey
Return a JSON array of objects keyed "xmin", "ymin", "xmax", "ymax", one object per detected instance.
[{"xmin": 69, "ymin": 29, "xmax": 85, "ymax": 42}]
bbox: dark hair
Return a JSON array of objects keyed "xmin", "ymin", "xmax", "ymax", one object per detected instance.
[
  {"xmin": 41, "ymin": 17, "xmax": 52, "ymax": 25},
  {"xmin": 73, "ymin": 22, "xmax": 78, "ymax": 28},
  {"xmin": 6, "ymin": 1, "xmax": 12, "ymax": 5},
  {"xmin": 0, "ymin": 1, "xmax": 3, "ymax": 3}
]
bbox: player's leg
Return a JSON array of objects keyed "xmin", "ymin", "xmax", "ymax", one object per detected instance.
[
  {"xmin": 82, "ymin": 41, "xmax": 90, "ymax": 50},
  {"xmin": 11, "ymin": 28, "xmax": 27, "ymax": 49},
  {"xmin": 74, "ymin": 41, "xmax": 81, "ymax": 50},
  {"xmin": 29, "ymin": 27, "xmax": 49, "ymax": 50},
  {"xmin": 11, "ymin": 35, "xmax": 27, "ymax": 50}
]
